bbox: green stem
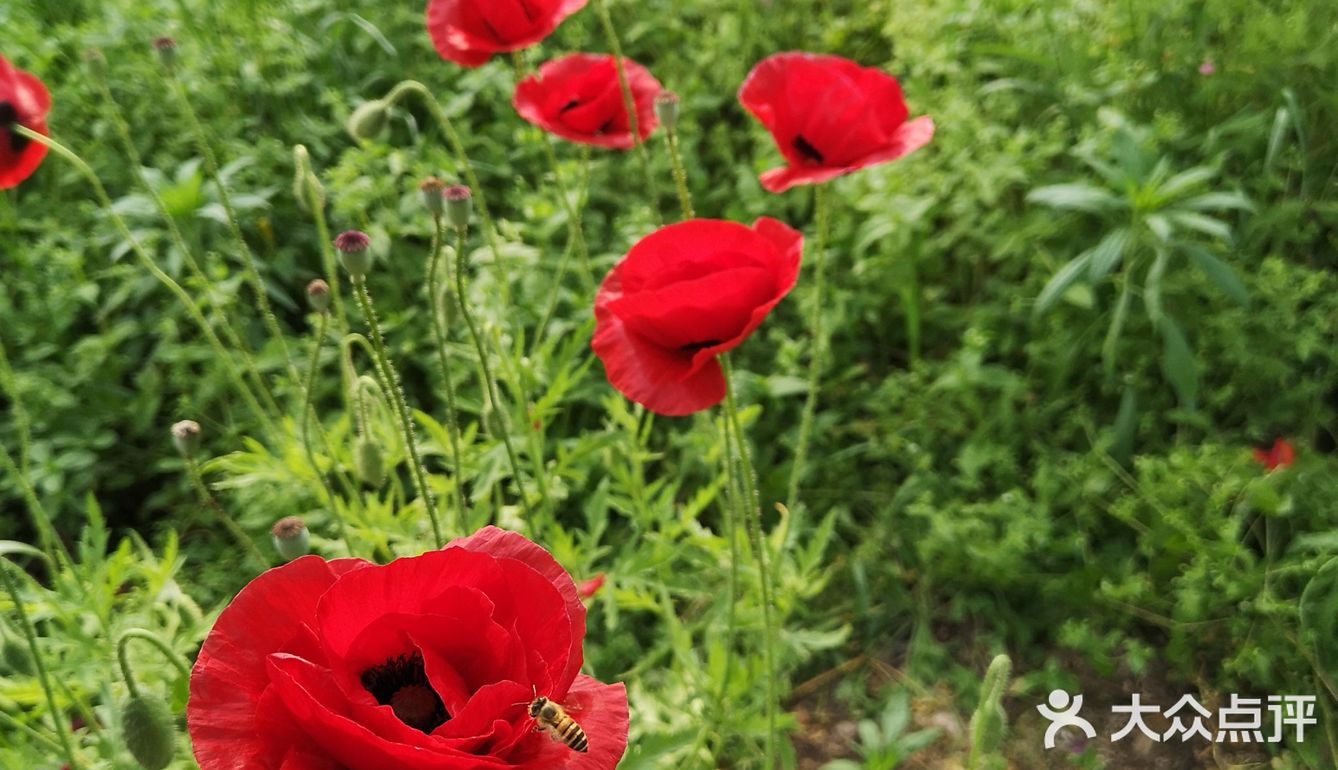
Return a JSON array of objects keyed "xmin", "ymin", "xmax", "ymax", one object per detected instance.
[
  {"xmin": 0, "ymin": 708, "xmax": 63, "ymax": 753},
  {"xmin": 427, "ymin": 215, "xmax": 469, "ymax": 534},
  {"xmin": 532, "ymin": 151, "xmax": 593, "ymax": 353},
  {"xmin": 664, "ymin": 126, "xmax": 694, "ymax": 220},
  {"xmin": 299, "ymin": 312, "xmax": 357, "ymax": 554},
  {"xmin": 713, "ymin": 414, "xmax": 742, "ymax": 720},
  {"xmin": 184, "ymin": 456, "xmax": 270, "ymax": 570},
  {"xmin": 453, "ymin": 226, "xmax": 535, "ymax": 531},
  {"xmin": 13, "ymin": 126, "xmax": 278, "ymax": 435},
  {"xmin": 591, "ymin": 0, "xmax": 662, "ymax": 224},
  {"xmin": 0, "ymin": 439, "xmax": 71, "ymax": 572},
  {"xmin": 300, "ymin": 165, "xmax": 350, "ymax": 336},
  {"xmin": 166, "ymin": 73, "xmax": 297, "ymax": 383},
  {"xmin": 721, "ymin": 355, "xmax": 778, "ymax": 769},
  {"xmin": 116, "ymin": 628, "xmax": 192, "ymax": 699},
  {"xmin": 0, "ymin": 338, "xmax": 33, "ymax": 474},
  {"xmin": 0, "ymin": 560, "xmax": 82, "ymax": 770},
  {"xmin": 786, "ymin": 184, "xmax": 831, "ymax": 513},
  {"xmin": 350, "ymin": 276, "xmax": 444, "ymax": 547}
]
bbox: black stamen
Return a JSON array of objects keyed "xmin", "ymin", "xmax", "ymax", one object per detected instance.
[
  {"xmin": 559, "ymin": 99, "xmax": 582, "ymax": 114},
  {"xmin": 681, "ymin": 339, "xmax": 723, "ymax": 352},
  {"xmin": 0, "ymin": 102, "xmax": 27, "ymax": 154},
  {"xmin": 597, "ymin": 118, "xmax": 616, "ymax": 135},
  {"xmin": 792, "ymin": 134, "xmax": 824, "ymax": 164},
  {"xmin": 361, "ymin": 651, "xmax": 448, "ymax": 733},
  {"xmin": 514, "ymin": 0, "xmax": 536, "ymax": 23}
]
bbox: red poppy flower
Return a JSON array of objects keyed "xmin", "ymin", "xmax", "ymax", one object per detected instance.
[
  {"xmin": 426, "ymin": 0, "xmax": 589, "ymax": 68},
  {"xmin": 592, "ymin": 218, "xmax": 803, "ymax": 416},
  {"xmin": 1252, "ymin": 438, "xmax": 1295, "ymax": 472},
  {"xmin": 0, "ymin": 54, "xmax": 51, "ymax": 190},
  {"xmin": 738, "ymin": 52, "xmax": 934, "ymax": 193},
  {"xmin": 513, "ymin": 54, "xmax": 661, "ymax": 150},
  {"xmin": 188, "ymin": 527, "xmax": 628, "ymax": 770}
]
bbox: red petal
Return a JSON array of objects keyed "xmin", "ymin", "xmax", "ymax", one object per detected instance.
[
  {"xmin": 512, "ymin": 675, "xmax": 628, "ymax": 770},
  {"xmin": 592, "ymin": 298, "xmax": 727, "ymax": 415},
  {"xmin": 512, "ymin": 54, "xmax": 660, "ymax": 149},
  {"xmin": 427, "ymin": 0, "xmax": 590, "ymax": 67},
  {"xmin": 0, "ymin": 58, "xmax": 52, "ymax": 190},
  {"xmin": 576, "ymin": 574, "xmax": 605, "ymax": 600}
]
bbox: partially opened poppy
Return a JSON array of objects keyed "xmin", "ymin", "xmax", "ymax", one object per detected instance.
[
  {"xmin": 592, "ymin": 218, "xmax": 803, "ymax": 416},
  {"xmin": 0, "ymin": 53, "xmax": 51, "ymax": 190},
  {"xmin": 1252, "ymin": 438, "xmax": 1295, "ymax": 472},
  {"xmin": 513, "ymin": 53, "xmax": 661, "ymax": 149},
  {"xmin": 426, "ymin": 0, "xmax": 589, "ymax": 68},
  {"xmin": 738, "ymin": 52, "xmax": 934, "ymax": 193},
  {"xmin": 188, "ymin": 527, "xmax": 628, "ymax": 770}
]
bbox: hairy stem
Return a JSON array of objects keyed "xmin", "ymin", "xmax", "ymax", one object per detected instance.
[
  {"xmin": 591, "ymin": 0, "xmax": 662, "ymax": 224},
  {"xmin": 185, "ymin": 456, "xmax": 270, "ymax": 570},
  {"xmin": 664, "ymin": 126, "xmax": 694, "ymax": 220},
  {"xmin": 427, "ymin": 215, "xmax": 469, "ymax": 533},
  {"xmin": 116, "ymin": 628, "xmax": 192, "ymax": 699},
  {"xmin": 786, "ymin": 184, "xmax": 831, "ymax": 512}
]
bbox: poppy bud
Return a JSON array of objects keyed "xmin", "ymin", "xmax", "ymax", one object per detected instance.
[
  {"xmin": 333, "ymin": 230, "xmax": 373, "ymax": 277},
  {"xmin": 120, "ymin": 693, "xmax": 176, "ymax": 770},
  {"xmin": 292, "ymin": 144, "xmax": 321, "ymax": 211},
  {"xmin": 347, "ymin": 99, "xmax": 390, "ymax": 142},
  {"xmin": 270, "ymin": 517, "xmax": 310, "ymax": 561},
  {"xmin": 152, "ymin": 37, "xmax": 177, "ymax": 71},
  {"xmin": 306, "ymin": 279, "xmax": 331, "ymax": 312},
  {"xmin": 1, "ymin": 634, "xmax": 32, "ymax": 675},
  {"xmin": 419, "ymin": 177, "xmax": 446, "ymax": 217},
  {"xmin": 83, "ymin": 49, "xmax": 108, "ymax": 80},
  {"xmin": 353, "ymin": 436, "xmax": 385, "ymax": 488},
  {"xmin": 443, "ymin": 185, "xmax": 472, "ymax": 230},
  {"xmin": 170, "ymin": 420, "xmax": 201, "ymax": 458},
  {"xmin": 654, "ymin": 91, "xmax": 679, "ymax": 131}
]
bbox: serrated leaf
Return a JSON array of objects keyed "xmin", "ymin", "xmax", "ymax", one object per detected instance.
[
  {"xmin": 1087, "ymin": 227, "xmax": 1130, "ymax": 281},
  {"xmin": 1300, "ymin": 557, "xmax": 1338, "ymax": 685},
  {"xmin": 1160, "ymin": 317, "xmax": 1198, "ymax": 409},
  {"xmin": 1185, "ymin": 246, "xmax": 1249, "ymax": 306},
  {"xmin": 1033, "ymin": 252, "xmax": 1092, "ymax": 318},
  {"xmin": 1026, "ymin": 184, "xmax": 1123, "ymax": 214}
]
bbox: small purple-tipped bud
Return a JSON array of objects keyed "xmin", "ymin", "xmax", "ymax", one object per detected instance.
[
  {"xmin": 152, "ymin": 37, "xmax": 178, "ymax": 70},
  {"xmin": 443, "ymin": 185, "xmax": 472, "ymax": 231},
  {"xmin": 347, "ymin": 99, "xmax": 390, "ymax": 142},
  {"xmin": 170, "ymin": 420, "xmax": 201, "ymax": 458},
  {"xmin": 306, "ymin": 279, "xmax": 331, "ymax": 312},
  {"xmin": 333, "ymin": 230, "xmax": 373, "ymax": 276},
  {"xmin": 270, "ymin": 517, "xmax": 310, "ymax": 561},
  {"xmin": 654, "ymin": 91, "xmax": 679, "ymax": 131},
  {"xmin": 420, "ymin": 177, "xmax": 446, "ymax": 218}
]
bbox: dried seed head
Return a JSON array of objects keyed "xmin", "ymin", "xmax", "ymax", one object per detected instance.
[
  {"xmin": 654, "ymin": 91, "xmax": 679, "ymax": 130},
  {"xmin": 419, "ymin": 177, "xmax": 446, "ymax": 217},
  {"xmin": 270, "ymin": 516, "xmax": 311, "ymax": 561},
  {"xmin": 443, "ymin": 185, "xmax": 472, "ymax": 230},
  {"xmin": 306, "ymin": 279, "xmax": 331, "ymax": 312},
  {"xmin": 347, "ymin": 99, "xmax": 390, "ymax": 142},
  {"xmin": 170, "ymin": 420, "xmax": 201, "ymax": 458},
  {"xmin": 333, "ymin": 230, "xmax": 373, "ymax": 276}
]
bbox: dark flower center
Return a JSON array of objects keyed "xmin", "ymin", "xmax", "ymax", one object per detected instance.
[
  {"xmin": 680, "ymin": 339, "xmax": 723, "ymax": 352},
  {"xmin": 559, "ymin": 98, "xmax": 581, "ymax": 114},
  {"xmin": 792, "ymin": 134, "xmax": 824, "ymax": 164},
  {"xmin": 361, "ymin": 652, "xmax": 448, "ymax": 733},
  {"xmin": 0, "ymin": 102, "xmax": 28, "ymax": 154}
]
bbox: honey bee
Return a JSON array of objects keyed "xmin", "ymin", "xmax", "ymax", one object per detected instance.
[{"xmin": 527, "ymin": 695, "xmax": 588, "ymax": 753}]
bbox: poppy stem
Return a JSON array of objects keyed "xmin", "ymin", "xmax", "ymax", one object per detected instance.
[
  {"xmin": 183, "ymin": 455, "xmax": 271, "ymax": 571},
  {"xmin": 11, "ymin": 126, "xmax": 279, "ymax": 436},
  {"xmin": 349, "ymin": 276, "xmax": 445, "ymax": 548},
  {"xmin": 0, "ymin": 341, "xmax": 32, "ymax": 476},
  {"xmin": 427, "ymin": 214, "xmax": 469, "ymax": 534},
  {"xmin": 116, "ymin": 629, "xmax": 192, "ymax": 700},
  {"xmin": 294, "ymin": 146, "xmax": 352, "ymax": 338},
  {"xmin": 712, "ymin": 415, "xmax": 743, "ymax": 742},
  {"xmin": 591, "ymin": 0, "xmax": 663, "ymax": 224},
  {"xmin": 662, "ymin": 125, "xmax": 695, "ymax": 220},
  {"xmin": 786, "ymin": 184, "xmax": 831, "ymax": 514},
  {"xmin": 299, "ymin": 312, "xmax": 357, "ymax": 555},
  {"xmin": 0, "ymin": 560, "xmax": 83, "ymax": 770},
  {"xmin": 720, "ymin": 355, "xmax": 779, "ymax": 770},
  {"xmin": 531, "ymin": 150, "xmax": 593, "ymax": 354},
  {"xmin": 453, "ymin": 225, "xmax": 538, "ymax": 532},
  {"xmin": 0, "ymin": 428, "xmax": 69, "ymax": 573}
]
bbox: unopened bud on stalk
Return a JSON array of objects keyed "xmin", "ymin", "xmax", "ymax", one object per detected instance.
[
  {"xmin": 270, "ymin": 517, "xmax": 310, "ymax": 561},
  {"xmin": 83, "ymin": 49, "xmax": 108, "ymax": 79},
  {"xmin": 170, "ymin": 420, "xmax": 201, "ymax": 458},
  {"xmin": 654, "ymin": 91, "xmax": 679, "ymax": 131},
  {"xmin": 420, "ymin": 177, "xmax": 446, "ymax": 218},
  {"xmin": 443, "ymin": 185, "xmax": 472, "ymax": 231},
  {"xmin": 353, "ymin": 436, "xmax": 386, "ymax": 488},
  {"xmin": 292, "ymin": 145, "xmax": 322, "ymax": 211},
  {"xmin": 347, "ymin": 99, "xmax": 390, "ymax": 141},
  {"xmin": 333, "ymin": 230, "xmax": 373, "ymax": 277},
  {"xmin": 306, "ymin": 279, "xmax": 331, "ymax": 312},
  {"xmin": 120, "ymin": 693, "xmax": 176, "ymax": 770},
  {"xmin": 152, "ymin": 37, "xmax": 177, "ymax": 71}
]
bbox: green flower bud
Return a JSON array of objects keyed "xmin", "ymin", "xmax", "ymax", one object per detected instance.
[
  {"xmin": 420, "ymin": 177, "xmax": 446, "ymax": 218},
  {"xmin": 347, "ymin": 99, "xmax": 390, "ymax": 142},
  {"xmin": 306, "ymin": 279, "xmax": 331, "ymax": 313},
  {"xmin": 443, "ymin": 185, "xmax": 472, "ymax": 231},
  {"xmin": 333, "ymin": 230, "xmax": 373, "ymax": 277},
  {"xmin": 121, "ymin": 693, "xmax": 176, "ymax": 770},
  {"xmin": 170, "ymin": 420, "xmax": 201, "ymax": 458},
  {"xmin": 654, "ymin": 91, "xmax": 679, "ymax": 131},
  {"xmin": 270, "ymin": 516, "xmax": 310, "ymax": 561},
  {"xmin": 292, "ymin": 144, "xmax": 323, "ymax": 211},
  {"xmin": 353, "ymin": 436, "xmax": 385, "ymax": 488},
  {"xmin": 152, "ymin": 37, "xmax": 177, "ymax": 71}
]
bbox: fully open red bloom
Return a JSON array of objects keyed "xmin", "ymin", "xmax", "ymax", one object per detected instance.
[
  {"xmin": 513, "ymin": 54, "xmax": 661, "ymax": 149},
  {"xmin": 738, "ymin": 52, "xmax": 934, "ymax": 193},
  {"xmin": 0, "ymin": 53, "xmax": 51, "ymax": 190},
  {"xmin": 426, "ymin": 0, "xmax": 588, "ymax": 67},
  {"xmin": 1252, "ymin": 438, "xmax": 1295, "ymax": 472},
  {"xmin": 188, "ymin": 527, "xmax": 628, "ymax": 770},
  {"xmin": 592, "ymin": 218, "xmax": 803, "ymax": 416}
]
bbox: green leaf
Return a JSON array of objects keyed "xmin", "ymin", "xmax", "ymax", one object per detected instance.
[
  {"xmin": 1087, "ymin": 227, "xmax": 1131, "ymax": 281},
  {"xmin": 1102, "ymin": 279, "xmax": 1133, "ymax": 376},
  {"xmin": 1144, "ymin": 214, "xmax": 1172, "ymax": 243},
  {"xmin": 1110, "ymin": 386, "xmax": 1138, "ymax": 467},
  {"xmin": 1180, "ymin": 192, "xmax": 1255, "ymax": 213},
  {"xmin": 1156, "ymin": 166, "xmax": 1216, "ymax": 199},
  {"xmin": 1143, "ymin": 249, "xmax": 1168, "ymax": 326},
  {"xmin": 1033, "ymin": 252, "xmax": 1092, "ymax": 318},
  {"xmin": 1026, "ymin": 184, "xmax": 1123, "ymax": 214},
  {"xmin": 1299, "ymin": 557, "xmax": 1338, "ymax": 686},
  {"xmin": 1167, "ymin": 211, "xmax": 1233, "ymax": 242},
  {"xmin": 1264, "ymin": 106, "xmax": 1290, "ymax": 175},
  {"xmin": 1185, "ymin": 246, "xmax": 1249, "ymax": 306},
  {"xmin": 1160, "ymin": 317, "xmax": 1198, "ymax": 409}
]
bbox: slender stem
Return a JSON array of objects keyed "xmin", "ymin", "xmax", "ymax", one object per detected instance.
[
  {"xmin": 532, "ymin": 151, "xmax": 593, "ymax": 352},
  {"xmin": 664, "ymin": 126, "xmax": 694, "ymax": 220},
  {"xmin": 184, "ymin": 456, "xmax": 270, "ymax": 570},
  {"xmin": 350, "ymin": 276, "xmax": 444, "ymax": 547},
  {"xmin": 453, "ymin": 226, "xmax": 535, "ymax": 531},
  {"xmin": 165, "ymin": 72, "xmax": 297, "ymax": 383},
  {"xmin": 13, "ymin": 126, "xmax": 278, "ymax": 434},
  {"xmin": 300, "ymin": 168, "xmax": 350, "ymax": 336},
  {"xmin": 0, "ymin": 440, "xmax": 70, "ymax": 572},
  {"xmin": 786, "ymin": 184, "xmax": 831, "ymax": 512},
  {"xmin": 116, "ymin": 628, "xmax": 192, "ymax": 700},
  {"xmin": 427, "ymin": 215, "xmax": 469, "ymax": 534},
  {"xmin": 714, "ymin": 415, "xmax": 742, "ymax": 715},
  {"xmin": 591, "ymin": 0, "xmax": 662, "ymax": 224},
  {"xmin": 299, "ymin": 312, "xmax": 357, "ymax": 554},
  {"xmin": 0, "ymin": 338, "xmax": 33, "ymax": 474},
  {"xmin": 0, "ymin": 708, "xmax": 63, "ymax": 753},
  {"xmin": 721, "ymin": 356, "xmax": 778, "ymax": 769},
  {"xmin": 0, "ymin": 560, "xmax": 82, "ymax": 770}
]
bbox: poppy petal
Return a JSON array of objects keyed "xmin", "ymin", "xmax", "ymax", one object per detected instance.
[
  {"xmin": 512, "ymin": 53, "xmax": 660, "ymax": 149},
  {"xmin": 513, "ymin": 675, "xmax": 629, "ymax": 770}
]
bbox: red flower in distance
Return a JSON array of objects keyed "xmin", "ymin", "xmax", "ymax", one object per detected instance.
[
  {"xmin": 738, "ymin": 52, "xmax": 934, "ymax": 193},
  {"xmin": 592, "ymin": 218, "xmax": 803, "ymax": 416},
  {"xmin": 1252, "ymin": 438, "xmax": 1295, "ymax": 472},
  {"xmin": 513, "ymin": 54, "xmax": 661, "ymax": 149},
  {"xmin": 576, "ymin": 574, "xmax": 605, "ymax": 600},
  {"xmin": 188, "ymin": 527, "xmax": 628, "ymax": 770},
  {"xmin": 426, "ymin": 0, "xmax": 588, "ymax": 68},
  {"xmin": 0, "ymin": 53, "xmax": 51, "ymax": 190}
]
